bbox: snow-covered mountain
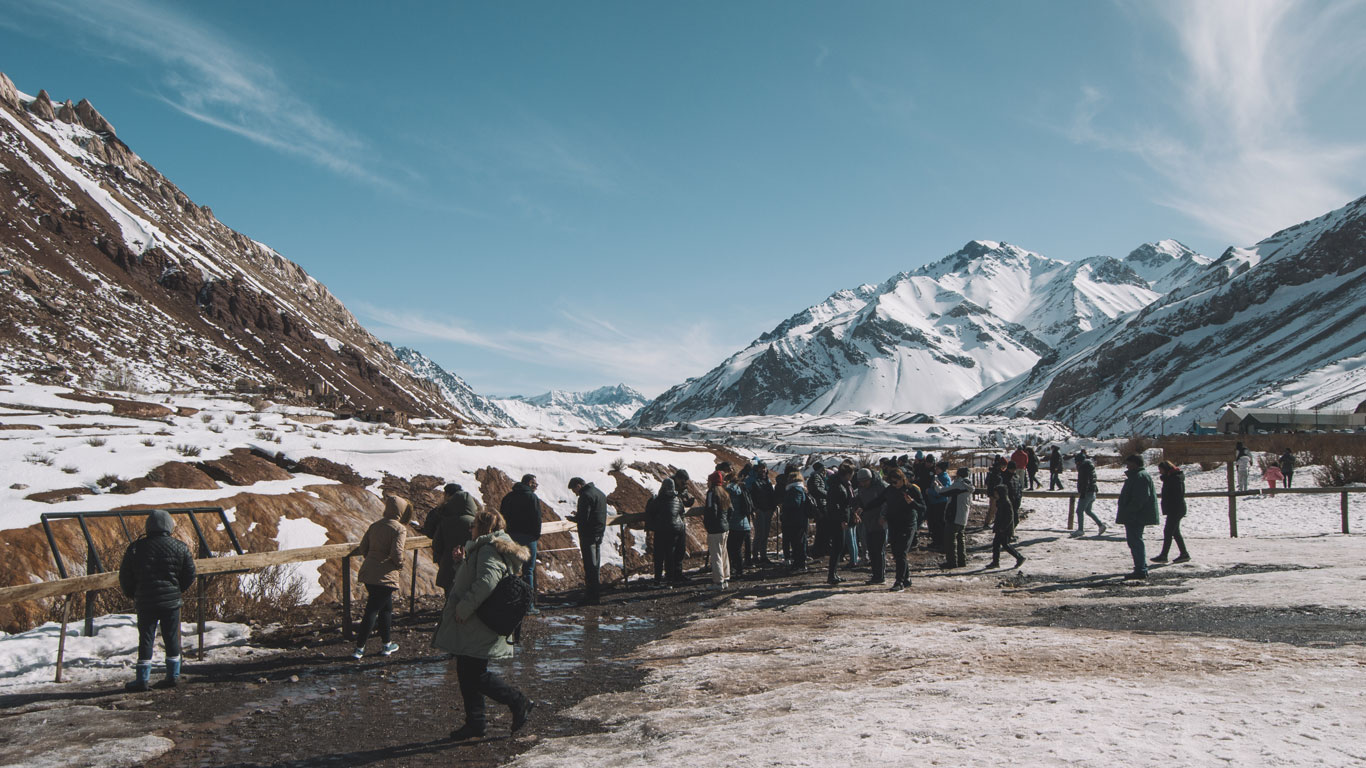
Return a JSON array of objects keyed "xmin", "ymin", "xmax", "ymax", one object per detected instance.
[
  {"xmin": 1121, "ymin": 239, "xmax": 1212, "ymax": 294},
  {"xmin": 390, "ymin": 346, "xmax": 515, "ymax": 426},
  {"xmin": 955, "ymin": 195, "xmax": 1366, "ymax": 434},
  {"xmin": 0, "ymin": 73, "xmax": 458, "ymax": 418},
  {"xmin": 493, "ymin": 385, "xmax": 648, "ymax": 431},
  {"xmin": 630, "ymin": 241, "xmax": 1160, "ymax": 426}
]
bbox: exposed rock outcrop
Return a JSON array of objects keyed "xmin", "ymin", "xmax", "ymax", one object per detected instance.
[
  {"xmin": 75, "ymin": 98, "xmax": 115, "ymax": 135},
  {"xmin": 0, "ymin": 72, "xmax": 19, "ymax": 110},
  {"xmin": 27, "ymin": 89, "xmax": 55, "ymax": 120}
]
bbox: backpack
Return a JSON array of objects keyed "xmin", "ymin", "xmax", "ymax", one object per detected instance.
[{"xmin": 476, "ymin": 571, "xmax": 533, "ymax": 638}]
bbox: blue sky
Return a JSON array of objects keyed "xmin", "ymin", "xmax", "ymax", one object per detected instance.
[{"xmin": 3, "ymin": 0, "xmax": 1364, "ymax": 397}]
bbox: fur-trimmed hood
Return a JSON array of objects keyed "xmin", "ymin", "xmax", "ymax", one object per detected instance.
[{"xmin": 469, "ymin": 531, "xmax": 530, "ymax": 565}]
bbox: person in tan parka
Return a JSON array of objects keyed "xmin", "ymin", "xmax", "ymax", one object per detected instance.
[{"xmin": 352, "ymin": 495, "xmax": 411, "ymax": 659}]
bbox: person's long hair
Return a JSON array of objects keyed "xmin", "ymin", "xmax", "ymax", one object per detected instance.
[
  {"xmin": 711, "ymin": 484, "xmax": 733, "ymax": 511},
  {"xmin": 1158, "ymin": 460, "xmax": 1179, "ymax": 475},
  {"xmin": 471, "ymin": 510, "xmax": 506, "ymax": 538}
]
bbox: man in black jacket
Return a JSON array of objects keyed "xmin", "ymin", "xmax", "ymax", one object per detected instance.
[
  {"xmin": 501, "ymin": 474, "xmax": 543, "ymax": 612},
  {"xmin": 807, "ymin": 462, "xmax": 829, "ymax": 558},
  {"xmin": 569, "ymin": 477, "xmax": 609, "ymax": 605},
  {"xmin": 120, "ymin": 509, "xmax": 196, "ymax": 691},
  {"xmin": 422, "ymin": 483, "xmax": 480, "ymax": 598},
  {"xmin": 825, "ymin": 463, "xmax": 856, "ymax": 585}
]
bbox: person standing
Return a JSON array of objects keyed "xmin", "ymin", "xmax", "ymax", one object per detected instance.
[
  {"xmin": 1152, "ymin": 460, "xmax": 1191, "ymax": 564},
  {"xmin": 984, "ymin": 456, "xmax": 1005, "ymax": 529},
  {"xmin": 986, "ymin": 480, "xmax": 1026, "ymax": 570},
  {"xmin": 501, "ymin": 474, "xmax": 543, "ymax": 613},
  {"xmin": 780, "ymin": 466, "xmax": 809, "ymax": 571},
  {"xmin": 1280, "ymin": 449, "xmax": 1296, "ymax": 488},
  {"xmin": 825, "ymin": 463, "xmax": 856, "ymax": 585},
  {"xmin": 703, "ymin": 475, "xmax": 732, "ymax": 589},
  {"xmin": 863, "ymin": 468, "xmax": 924, "ymax": 591},
  {"xmin": 745, "ymin": 461, "xmax": 775, "ymax": 564},
  {"xmin": 353, "ymin": 495, "xmax": 411, "ymax": 659},
  {"xmin": 1116, "ymin": 454, "xmax": 1160, "ymax": 579},
  {"xmin": 119, "ymin": 509, "xmax": 196, "ymax": 691},
  {"xmin": 1235, "ymin": 442, "xmax": 1252, "ymax": 492},
  {"xmin": 1048, "ymin": 446, "xmax": 1065, "ymax": 491},
  {"xmin": 422, "ymin": 483, "xmax": 481, "ymax": 600},
  {"xmin": 725, "ymin": 473, "xmax": 752, "ymax": 578},
  {"xmin": 654, "ymin": 477, "xmax": 689, "ymax": 584},
  {"xmin": 568, "ymin": 477, "xmax": 608, "ymax": 606},
  {"xmin": 940, "ymin": 467, "xmax": 973, "ymax": 568},
  {"xmin": 433, "ymin": 510, "xmax": 535, "ymax": 741},
  {"xmin": 1010, "ymin": 446, "xmax": 1030, "ymax": 480},
  {"xmin": 1072, "ymin": 450, "xmax": 1107, "ymax": 537},
  {"xmin": 806, "ymin": 461, "xmax": 829, "ymax": 559},
  {"xmin": 854, "ymin": 468, "xmax": 888, "ymax": 584},
  {"xmin": 1025, "ymin": 446, "xmax": 1042, "ymax": 490}
]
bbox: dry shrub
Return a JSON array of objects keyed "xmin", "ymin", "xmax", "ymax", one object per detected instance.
[
  {"xmin": 1316, "ymin": 456, "xmax": 1366, "ymax": 487},
  {"xmin": 1117, "ymin": 436, "xmax": 1155, "ymax": 460},
  {"xmin": 204, "ymin": 565, "xmax": 307, "ymax": 624}
]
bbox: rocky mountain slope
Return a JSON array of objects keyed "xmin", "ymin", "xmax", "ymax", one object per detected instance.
[
  {"xmin": 0, "ymin": 73, "xmax": 457, "ymax": 419},
  {"xmin": 955, "ymin": 195, "xmax": 1366, "ymax": 434},
  {"xmin": 630, "ymin": 241, "xmax": 1161, "ymax": 426},
  {"xmin": 390, "ymin": 346, "xmax": 515, "ymax": 426},
  {"xmin": 493, "ymin": 384, "xmax": 648, "ymax": 430}
]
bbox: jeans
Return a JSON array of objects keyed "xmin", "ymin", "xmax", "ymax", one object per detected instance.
[
  {"xmin": 580, "ymin": 533, "xmax": 602, "ymax": 599},
  {"xmin": 1125, "ymin": 524, "xmax": 1148, "ymax": 575},
  {"xmin": 137, "ymin": 607, "xmax": 181, "ymax": 661},
  {"xmin": 949, "ymin": 523, "xmax": 966, "ymax": 567},
  {"xmin": 1076, "ymin": 491, "xmax": 1103, "ymax": 532},
  {"xmin": 865, "ymin": 527, "xmax": 887, "ymax": 581},
  {"xmin": 753, "ymin": 508, "xmax": 772, "ymax": 560},
  {"xmin": 1159, "ymin": 514, "xmax": 1188, "ymax": 558},
  {"xmin": 827, "ymin": 524, "xmax": 845, "ymax": 580},
  {"xmin": 454, "ymin": 654, "xmax": 525, "ymax": 730},
  {"xmin": 511, "ymin": 534, "xmax": 539, "ymax": 602},
  {"xmin": 355, "ymin": 584, "xmax": 395, "ymax": 647},
  {"xmin": 727, "ymin": 528, "xmax": 749, "ymax": 574},
  {"xmin": 707, "ymin": 531, "xmax": 729, "ymax": 584},
  {"xmin": 847, "ymin": 523, "xmax": 862, "ymax": 565},
  {"xmin": 782, "ymin": 516, "xmax": 807, "ymax": 567},
  {"xmin": 1049, "ymin": 471, "xmax": 1064, "ymax": 490}
]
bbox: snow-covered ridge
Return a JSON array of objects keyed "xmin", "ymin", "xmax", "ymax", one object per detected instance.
[{"xmin": 493, "ymin": 384, "xmax": 648, "ymax": 431}]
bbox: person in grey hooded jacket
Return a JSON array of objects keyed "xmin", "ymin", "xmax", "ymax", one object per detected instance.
[{"xmin": 119, "ymin": 509, "xmax": 195, "ymax": 691}]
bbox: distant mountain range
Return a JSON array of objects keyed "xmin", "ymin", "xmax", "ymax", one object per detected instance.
[{"xmin": 632, "ymin": 200, "xmax": 1366, "ymax": 435}]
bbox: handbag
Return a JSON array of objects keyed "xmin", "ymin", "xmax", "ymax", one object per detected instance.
[{"xmin": 476, "ymin": 571, "xmax": 532, "ymax": 637}]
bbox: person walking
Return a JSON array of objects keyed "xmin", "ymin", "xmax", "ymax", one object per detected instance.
[
  {"xmin": 1280, "ymin": 449, "xmax": 1296, "ymax": 488},
  {"xmin": 863, "ymin": 468, "xmax": 925, "ymax": 591},
  {"xmin": 422, "ymin": 483, "xmax": 481, "ymax": 600},
  {"xmin": 703, "ymin": 475, "xmax": 732, "ymax": 589},
  {"xmin": 985, "ymin": 479, "xmax": 1026, "ymax": 570},
  {"xmin": 1048, "ymin": 446, "xmax": 1065, "ymax": 491},
  {"xmin": 854, "ymin": 468, "xmax": 888, "ymax": 584},
  {"xmin": 433, "ymin": 510, "xmax": 535, "ymax": 741},
  {"xmin": 352, "ymin": 495, "xmax": 411, "ymax": 659},
  {"xmin": 1071, "ymin": 450, "xmax": 1107, "ymax": 537},
  {"xmin": 500, "ymin": 474, "xmax": 543, "ymax": 613},
  {"xmin": 780, "ymin": 466, "xmax": 809, "ymax": 571},
  {"xmin": 745, "ymin": 461, "xmax": 775, "ymax": 564},
  {"xmin": 1152, "ymin": 460, "xmax": 1191, "ymax": 564},
  {"xmin": 568, "ymin": 477, "xmax": 609, "ymax": 605},
  {"xmin": 1025, "ymin": 446, "xmax": 1042, "ymax": 490},
  {"xmin": 119, "ymin": 509, "xmax": 196, "ymax": 691},
  {"xmin": 984, "ymin": 456, "xmax": 1005, "ymax": 529},
  {"xmin": 725, "ymin": 473, "xmax": 752, "ymax": 578},
  {"xmin": 1116, "ymin": 454, "xmax": 1160, "ymax": 580},
  {"xmin": 1235, "ymin": 442, "xmax": 1252, "ymax": 492},
  {"xmin": 825, "ymin": 463, "xmax": 856, "ymax": 585},
  {"xmin": 1262, "ymin": 462, "xmax": 1284, "ymax": 495},
  {"xmin": 940, "ymin": 467, "xmax": 973, "ymax": 568},
  {"xmin": 1007, "ymin": 460, "xmax": 1025, "ymax": 529}
]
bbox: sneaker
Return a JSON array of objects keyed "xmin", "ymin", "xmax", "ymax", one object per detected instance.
[
  {"xmin": 889, "ymin": 582, "xmax": 905, "ymax": 592},
  {"xmin": 1070, "ymin": 530, "xmax": 1084, "ymax": 538},
  {"xmin": 1014, "ymin": 555, "xmax": 1026, "ymax": 569},
  {"xmin": 351, "ymin": 647, "xmax": 365, "ymax": 660},
  {"xmin": 511, "ymin": 698, "xmax": 536, "ymax": 733},
  {"xmin": 867, "ymin": 577, "xmax": 885, "ymax": 585},
  {"xmin": 1097, "ymin": 523, "xmax": 1108, "ymax": 536},
  {"xmin": 449, "ymin": 723, "xmax": 485, "ymax": 741},
  {"xmin": 1172, "ymin": 553, "xmax": 1191, "ymax": 563},
  {"xmin": 381, "ymin": 642, "xmax": 399, "ymax": 656},
  {"xmin": 1151, "ymin": 555, "xmax": 1169, "ymax": 563},
  {"xmin": 1123, "ymin": 570, "xmax": 1148, "ymax": 580},
  {"xmin": 827, "ymin": 575, "xmax": 844, "ymax": 585}
]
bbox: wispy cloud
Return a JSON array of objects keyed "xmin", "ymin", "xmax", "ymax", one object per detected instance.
[
  {"xmin": 4, "ymin": 0, "xmax": 394, "ymax": 189},
  {"xmin": 815, "ymin": 44, "xmax": 831, "ymax": 70},
  {"xmin": 1072, "ymin": 0, "xmax": 1366, "ymax": 244},
  {"xmin": 849, "ymin": 75, "xmax": 915, "ymax": 121},
  {"xmin": 361, "ymin": 304, "xmax": 733, "ymax": 396}
]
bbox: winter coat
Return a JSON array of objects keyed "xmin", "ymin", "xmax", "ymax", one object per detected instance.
[
  {"xmin": 828, "ymin": 477, "xmax": 856, "ymax": 527},
  {"xmin": 119, "ymin": 509, "xmax": 196, "ymax": 613},
  {"xmin": 1010, "ymin": 449, "xmax": 1030, "ymax": 473},
  {"xmin": 1160, "ymin": 470, "xmax": 1187, "ymax": 518},
  {"xmin": 779, "ymin": 478, "xmax": 808, "ymax": 521},
  {"xmin": 1263, "ymin": 466, "xmax": 1284, "ymax": 485},
  {"xmin": 806, "ymin": 471, "xmax": 828, "ymax": 518},
  {"xmin": 1116, "ymin": 467, "xmax": 1160, "ymax": 526},
  {"xmin": 943, "ymin": 477, "xmax": 973, "ymax": 526},
  {"xmin": 573, "ymin": 483, "xmax": 609, "ymax": 544},
  {"xmin": 985, "ymin": 466, "xmax": 1003, "ymax": 497},
  {"xmin": 1007, "ymin": 471, "xmax": 1024, "ymax": 512},
  {"xmin": 1076, "ymin": 457, "xmax": 1098, "ymax": 495},
  {"xmin": 422, "ymin": 491, "xmax": 479, "ymax": 590},
  {"xmin": 655, "ymin": 479, "xmax": 687, "ymax": 532},
  {"xmin": 1026, "ymin": 450, "xmax": 1040, "ymax": 474},
  {"xmin": 702, "ymin": 487, "xmax": 730, "ymax": 534},
  {"xmin": 990, "ymin": 485, "xmax": 1016, "ymax": 536},
  {"xmin": 432, "ymin": 531, "xmax": 530, "ymax": 660},
  {"xmin": 865, "ymin": 483, "xmax": 925, "ymax": 533},
  {"xmin": 500, "ymin": 482, "xmax": 543, "ymax": 540},
  {"xmin": 1235, "ymin": 452, "xmax": 1252, "ymax": 473},
  {"xmin": 1049, "ymin": 448, "xmax": 1064, "ymax": 475},
  {"xmin": 855, "ymin": 474, "xmax": 888, "ymax": 531},
  {"xmin": 726, "ymin": 483, "xmax": 752, "ymax": 531},
  {"xmin": 1280, "ymin": 452, "xmax": 1296, "ymax": 473},
  {"xmin": 746, "ymin": 472, "xmax": 775, "ymax": 511},
  {"xmin": 356, "ymin": 517, "xmax": 407, "ymax": 589}
]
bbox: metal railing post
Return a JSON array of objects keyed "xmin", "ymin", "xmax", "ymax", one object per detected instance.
[
  {"xmin": 341, "ymin": 555, "xmax": 353, "ymax": 640},
  {"xmin": 620, "ymin": 523, "xmax": 628, "ymax": 584},
  {"xmin": 409, "ymin": 549, "xmax": 419, "ymax": 621},
  {"xmin": 84, "ymin": 540, "xmax": 97, "ymax": 637}
]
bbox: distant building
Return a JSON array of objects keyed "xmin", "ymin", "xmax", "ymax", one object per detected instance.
[{"xmin": 1217, "ymin": 407, "xmax": 1366, "ymax": 434}]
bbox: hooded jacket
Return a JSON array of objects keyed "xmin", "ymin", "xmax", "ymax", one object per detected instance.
[
  {"xmin": 432, "ymin": 531, "xmax": 530, "ymax": 659},
  {"xmin": 854, "ymin": 471, "xmax": 888, "ymax": 530},
  {"xmin": 422, "ymin": 489, "xmax": 479, "ymax": 590},
  {"xmin": 500, "ymin": 482, "xmax": 543, "ymax": 540},
  {"xmin": 1076, "ymin": 456, "xmax": 1098, "ymax": 495},
  {"xmin": 119, "ymin": 509, "xmax": 196, "ymax": 612},
  {"xmin": 1160, "ymin": 469, "xmax": 1188, "ymax": 518},
  {"xmin": 655, "ymin": 478, "xmax": 687, "ymax": 531},
  {"xmin": 944, "ymin": 476, "xmax": 973, "ymax": 526},
  {"xmin": 1116, "ymin": 466, "xmax": 1160, "ymax": 526},
  {"xmin": 356, "ymin": 497, "xmax": 410, "ymax": 590}
]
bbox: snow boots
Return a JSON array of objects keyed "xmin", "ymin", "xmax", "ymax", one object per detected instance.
[
  {"xmin": 153, "ymin": 656, "xmax": 181, "ymax": 689},
  {"xmin": 125, "ymin": 660, "xmax": 152, "ymax": 692}
]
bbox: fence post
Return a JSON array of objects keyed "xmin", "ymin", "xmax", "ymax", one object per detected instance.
[
  {"xmin": 409, "ymin": 549, "xmax": 419, "ymax": 621},
  {"xmin": 1068, "ymin": 495, "xmax": 1076, "ymax": 530},
  {"xmin": 341, "ymin": 555, "xmax": 353, "ymax": 640},
  {"xmin": 84, "ymin": 541, "xmax": 97, "ymax": 638},
  {"xmin": 54, "ymin": 595, "xmax": 72, "ymax": 683},
  {"xmin": 1228, "ymin": 491, "xmax": 1239, "ymax": 538},
  {"xmin": 620, "ymin": 523, "xmax": 629, "ymax": 584},
  {"xmin": 1343, "ymin": 491, "xmax": 1350, "ymax": 535}
]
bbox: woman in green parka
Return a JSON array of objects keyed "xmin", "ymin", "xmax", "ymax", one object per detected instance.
[{"xmin": 433, "ymin": 509, "xmax": 536, "ymax": 741}]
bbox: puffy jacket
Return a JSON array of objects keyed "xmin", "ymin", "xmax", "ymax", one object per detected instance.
[
  {"xmin": 432, "ymin": 531, "xmax": 530, "ymax": 659},
  {"xmin": 1116, "ymin": 467, "xmax": 1160, "ymax": 526},
  {"xmin": 119, "ymin": 509, "xmax": 195, "ymax": 612},
  {"xmin": 1049, "ymin": 448, "xmax": 1064, "ymax": 474},
  {"xmin": 573, "ymin": 483, "xmax": 609, "ymax": 543},
  {"xmin": 1076, "ymin": 458, "xmax": 1098, "ymax": 495},
  {"xmin": 655, "ymin": 478, "xmax": 687, "ymax": 531},
  {"xmin": 943, "ymin": 477, "xmax": 973, "ymax": 526},
  {"xmin": 865, "ymin": 483, "xmax": 925, "ymax": 532},
  {"xmin": 422, "ymin": 491, "xmax": 478, "ymax": 590},
  {"xmin": 703, "ymin": 488, "xmax": 730, "ymax": 534},
  {"xmin": 745, "ymin": 472, "xmax": 775, "ymax": 511},
  {"xmin": 1010, "ymin": 449, "xmax": 1030, "ymax": 472},
  {"xmin": 726, "ymin": 483, "xmax": 752, "ymax": 531},
  {"xmin": 357, "ymin": 517, "xmax": 407, "ymax": 589},
  {"xmin": 985, "ymin": 466, "xmax": 1003, "ymax": 496},
  {"xmin": 806, "ymin": 471, "xmax": 828, "ymax": 517},
  {"xmin": 828, "ymin": 476, "xmax": 856, "ymax": 527},
  {"xmin": 780, "ymin": 479, "xmax": 808, "ymax": 521},
  {"xmin": 500, "ymin": 482, "xmax": 543, "ymax": 540},
  {"xmin": 991, "ymin": 485, "xmax": 1016, "ymax": 536},
  {"xmin": 1280, "ymin": 452, "xmax": 1296, "ymax": 473},
  {"xmin": 1160, "ymin": 470, "xmax": 1187, "ymax": 518}
]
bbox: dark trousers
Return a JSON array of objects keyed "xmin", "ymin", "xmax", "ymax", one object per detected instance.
[
  {"xmin": 355, "ymin": 584, "xmax": 395, "ymax": 647},
  {"xmin": 782, "ymin": 516, "xmax": 807, "ymax": 567},
  {"xmin": 580, "ymin": 536, "xmax": 602, "ymax": 598},
  {"xmin": 511, "ymin": 535, "xmax": 538, "ymax": 603},
  {"xmin": 1284, "ymin": 470, "xmax": 1294, "ymax": 488},
  {"xmin": 455, "ymin": 655, "xmax": 525, "ymax": 729},
  {"xmin": 826, "ymin": 524, "xmax": 845, "ymax": 580},
  {"xmin": 928, "ymin": 503, "xmax": 949, "ymax": 552},
  {"xmin": 949, "ymin": 523, "xmax": 966, "ymax": 567},
  {"xmin": 1158, "ymin": 514, "xmax": 1188, "ymax": 557},
  {"xmin": 1125, "ymin": 523, "xmax": 1148, "ymax": 575},
  {"xmin": 889, "ymin": 526, "xmax": 912, "ymax": 585},
  {"xmin": 137, "ymin": 607, "xmax": 181, "ymax": 661},
  {"xmin": 753, "ymin": 509, "xmax": 773, "ymax": 560},
  {"xmin": 991, "ymin": 531, "xmax": 1023, "ymax": 564},
  {"xmin": 866, "ymin": 527, "xmax": 887, "ymax": 582},
  {"xmin": 657, "ymin": 525, "xmax": 686, "ymax": 581},
  {"xmin": 727, "ymin": 528, "xmax": 749, "ymax": 575},
  {"xmin": 1049, "ymin": 471, "xmax": 1064, "ymax": 490}
]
